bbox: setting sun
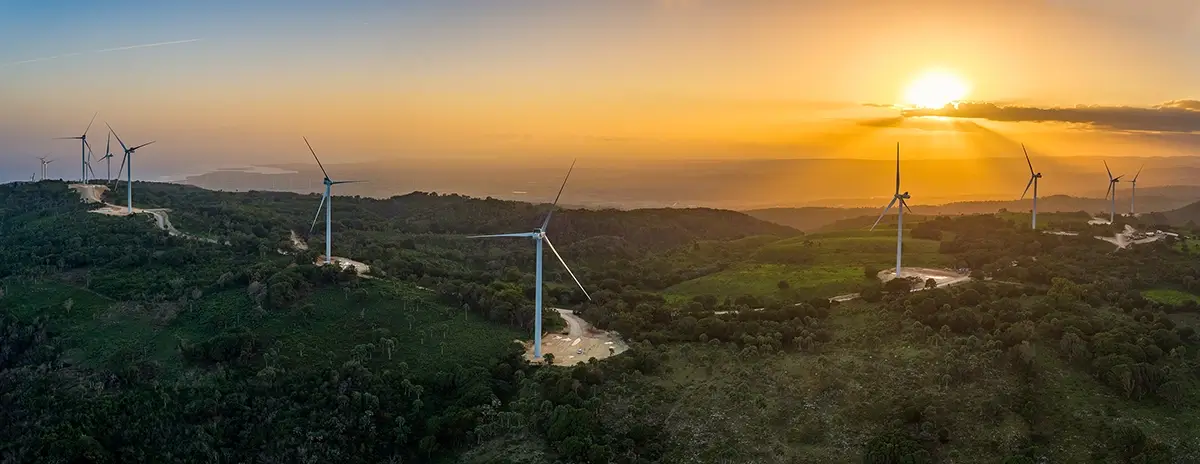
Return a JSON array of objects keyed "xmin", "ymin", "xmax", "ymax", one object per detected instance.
[{"xmin": 904, "ymin": 70, "xmax": 970, "ymax": 109}]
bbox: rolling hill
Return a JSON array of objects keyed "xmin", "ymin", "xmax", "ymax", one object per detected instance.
[{"xmin": 3, "ymin": 180, "xmax": 1200, "ymax": 463}]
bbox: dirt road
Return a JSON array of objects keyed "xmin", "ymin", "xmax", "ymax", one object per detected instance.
[
  {"xmin": 1095, "ymin": 224, "xmax": 1164, "ymax": 250},
  {"xmin": 71, "ymin": 184, "xmax": 217, "ymax": 243},
  {"xmin": 528, "ymin": 309, "xmax": 628, "ymax": 366},
  {"xmin": 288, "ymin": 231, "xmax": 372, "ymax": 275}
]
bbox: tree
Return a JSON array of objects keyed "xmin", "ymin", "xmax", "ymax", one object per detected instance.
[
  {"xmin": 883, "ymin": 277, "xmax": 915, "ymax": 295},
  {"xmin": 924, "ymin": 278, "xmax": 937, "ymax": 289},
  {"xmin": 381, "ymin": 337, "xmax": 397, "ymax": 360},
  {"xmin": 543, "ymin": 353, "xmax": 555, "ymax": 365}
]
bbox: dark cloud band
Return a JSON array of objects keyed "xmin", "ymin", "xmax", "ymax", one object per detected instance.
[{"xmin": 898, "ymin": 100, "xmax": 1200, "ymax": 133}]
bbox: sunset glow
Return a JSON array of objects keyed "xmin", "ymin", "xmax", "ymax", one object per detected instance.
[{"xmin": 904, "ymin": 70, "xmax": 970, "ymax": 109}]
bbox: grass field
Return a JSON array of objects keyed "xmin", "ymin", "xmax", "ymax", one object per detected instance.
[
  {"xmin": 663, "ymin": 231, "xmax": 952, "ymax": 301},
  {"xmin": 1142, "ymin": 288, "xmax": 1200, "ymax": 305},
  {"xmin": 1, "ymin": 277, "xmax": 524, "ymax": 376},
  {"xmin": 664, "ymin": 263, "xmax": 865, "ymax": 301},
  {"xmin": 802, "ymin": 230, "xmax": 950, "ymax": 267}
]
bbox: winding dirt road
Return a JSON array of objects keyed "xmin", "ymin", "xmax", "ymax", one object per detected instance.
[{"xmin": 72, "ymin": 184, "xmax": 216, "ymax": 243}]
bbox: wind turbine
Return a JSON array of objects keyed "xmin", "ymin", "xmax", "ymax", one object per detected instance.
[
  {"xmin": 303, "ymin": 137, "xmax": 363, "ymax": 265},
  {"xmin": 1104, "ymin": 161, "xmax": 1123, "ymax": 224},
  {"xmin": 98, "ymin": 132, "xmax": 115, "ymax": 182},
  {"xmin": 870, "ymin": 143, "xmax": 912, "ymax": 279},
  {"xmin": 38, "ymin": 157, "xmax": 54, "ymax": 180},
  {"xmin": 107, "ymin": 123, "xmax": 155, "ymax": 214},
  {"xmin": 1129, "ymin": 164, "xmax": 1144, "ymax": 216},
  {"xmin": 55, "ymin": 112, "xmax": 97, "ymax": 183},
  {"xmin": 1020, "ymin": 144, "xmax": 1042, "ymax": 229},
  {"xmin": 470, "ymin": 160, "xmax": 591, "ymax": 360}
]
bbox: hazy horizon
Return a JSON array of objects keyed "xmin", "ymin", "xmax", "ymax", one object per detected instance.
[
  {"xmin": 163, "ymin": 155, "xmax": 1200, "ymax": 211},
  {"xmin": 6, "ymin": 1, "xmax": 1200, "ymax": 178}
]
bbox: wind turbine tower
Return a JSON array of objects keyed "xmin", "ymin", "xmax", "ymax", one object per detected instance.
[
  {"xmin": 1129, "ymin": 164, "xmax": 1144, "ymax": 216},
  {"xmin": 107, "ymin": 123, "xmax": 156, "ymax": 214},
  {"xmin": 1104, "ymin": 161, "xmax": 1123, "ymax": 224},
  {"xmin": 470, "ymin": 160, "xmax": 592, "ymax": 360},
  {"xmin": 870, "ymin": 143, "xmax": 912, "ymax": 279},
  {"xmin": 1020, "ymin": 145, "xmax": 1042, "ymax": 229},
  {"xmin": 99, "ymin": 132, "xmax": 115, "ymax": 181},
  {"xmin": 38, "ymin": 157, "xmax": 53, "ymax": 180},
  {"xmin": 55, "ymin": 113, "xmax": 97, "ymax": 184},
  {"xmin": 304, "ymin": 137, "xmax": 363, "ymax": 265}
]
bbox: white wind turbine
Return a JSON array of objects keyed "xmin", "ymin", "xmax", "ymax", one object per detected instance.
[
  {"xmin": 1104, "ymin": 161, "xmax": 1123, "ymax": 224},
  {"xmin": 1129, "ymin": 164, "xmax": 1144, "ymax": 216},
  {"xmin": 38, "ymin": 156, "xmax": 54, "ymax": 180},
  {"xmin": 98, "ymin": 132, "xmax": 116, "ymax": 182},
  {"xmin": 107, "ymin": 123, "xmax": 156, "ymax": 214},
  {"xmin": 1020, "ymin": 144, "xmax": 1042, "ymax": 229},
  {"xmin": 870, "ymin": 143, "xmax": 912, "ymax": 279},
  {"xmin": 470, "ymin": 160, "xmax": 591, "ymax": 360},
  {"xmin": 55, "ymin": 112, "xmax": 97, "ymax": 184},
  {"xmin": 304, "ymin": 137, "xmax": 363, "ymax": 265}
]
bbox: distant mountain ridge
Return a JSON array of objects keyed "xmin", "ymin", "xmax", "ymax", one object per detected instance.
[
  {"xmin": 179, "ymin": 156, "xmax": 1200, "ymax": 210},
  {"xmin": 746, "ymin": 193, "xmax": 1200, "ymax": 231}
]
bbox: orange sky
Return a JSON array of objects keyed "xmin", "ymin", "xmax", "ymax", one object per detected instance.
[{"xmin": 4, "ymin": 0, "xmax": 1200, "ymax": 176}]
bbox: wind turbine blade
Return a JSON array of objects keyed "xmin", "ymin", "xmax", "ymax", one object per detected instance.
[
  {"xmin": 902, "ymin": 198, "xmax": 913, "ymax": 215},
  {"xmin": 54, "ymin": 136, "xmax": 82, "ymax": 140},
  {"xmin": 303, "ymin": 137, "xmax": 330, "ymax": 179},
  {"xmin": 894, "ymin": 143, "xmax": 901, "ymax": 194},
  {"xmin": 870, "ymin": 197, "xmax": 899, "ymax": 231},
  {"xmin": 308, "ymin": 194, "xmax": 328, "ymax": 235},
  {"xmin": 106, "ymin": 132, "xmax": 111, "ymax": 158},
  {"xmin": 113, "ymin": 153, "xmax": 127, "ymax": 186},
  {"xmin": 86, "ymin": 162, "xmax": 97, "ymax": 179},
  {"xmin": 106, "ymin": 123, "xmax": 129, "ymax": 153},
  {"xmin": 83, "ymin": 112, "xmax": 98, "ymax": 137},
  {"xmin": 1132, "ymin": 164, "xmax": 1144, "ymax": 182},
  {"xmin": 83, "ymin": 138, "xmax": 93, "ymax": 155},
  {"xmin": 330, "ymin": 180, "xmax": 365, "ymax": 185},
  {"xmin": 1104, "ymin": 160, "xmax": 1113, "ymax": 180},
  {"xmin": 467, "ymin": 232, "xmax": 538, "ymax": 239},
  {"xmin": 1105, "ymin": 182, "xmax": 1112, "ymax": 200},
  {"xmin": 540, "ymin": 159, "xmax": 577, "ymax": 230},
  {"xmin": 1022, "ymin": 144, "xmax": 1034, "ymax": 175},
  {"xmin": 543, "ymin": 235, "xmax": 591, "ymax": 300},
  {"xmin": 1114, "ymin": 175, "xmax": 1124, "ymax": 182},
  {"xmin": 130, "ymin": 141, "xmax": 155, "ymax": 151},
  {"xmin": 1021, "ymin": 177, "xmax": 1035, "ymax": 199}
]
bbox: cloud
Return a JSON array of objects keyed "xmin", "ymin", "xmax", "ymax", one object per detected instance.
[
  {"xmin": 3, "ymin": 39, "xmax": 202, "ymax": 67},
  {"xmin": 900, "ymin": 100, "xmax": 1200, "ymax": 133}
]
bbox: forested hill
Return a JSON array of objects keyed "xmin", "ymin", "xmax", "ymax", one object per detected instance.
[
  {"xmin": 127, "ymin": 182, "xmax": 800, "ymax": 251},
  {"xmin": 7, "ymin": 180, "xmax": 1200, "ymax": 462},
  {"xmin": 1150, "ymin": 199, "xmax": 1200, "ymax": 227}
]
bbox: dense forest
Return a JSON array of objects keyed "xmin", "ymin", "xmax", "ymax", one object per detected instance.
[{"xmin": 3, "ymin": 180, "xmax": 1200, "ymax": 462}]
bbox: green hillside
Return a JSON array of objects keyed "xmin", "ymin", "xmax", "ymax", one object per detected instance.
[{"xmin": 4, "ymin": 180, "xmax": 1200, "ymax": 463}]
